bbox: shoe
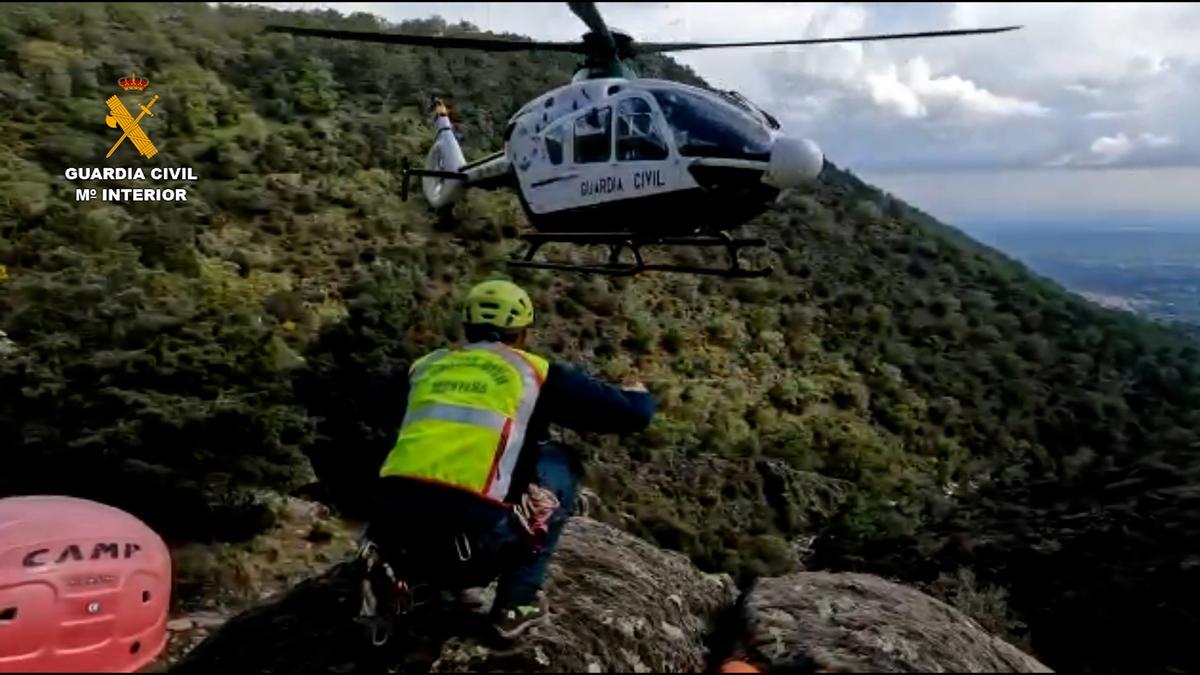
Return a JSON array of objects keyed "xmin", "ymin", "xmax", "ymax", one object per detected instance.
[{"xmin": 491, "ymin": 597, "xmax": 549, "ymax": 639}]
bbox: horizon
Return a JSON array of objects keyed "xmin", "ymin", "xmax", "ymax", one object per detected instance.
[{"xmin": 863, "ymin": 166, "xmax": 1200, "ymax": 230}]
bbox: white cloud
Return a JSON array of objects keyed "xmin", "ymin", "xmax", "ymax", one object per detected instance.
[
  {"xmin": 1051, "ymin": 131, "xmax": 1178, "ymax": 167},
  {"xmin": 1091, "ymin": 133, "xmax": 1135, "ymax": 163},
  {"xmin": 863, "ymin": 58, "xmax": 1048, "ymax": 120},
  {"xmin": 902, "ymin": 56, "xmax": 1048, "ymax": 119},
  {"xmin": 866, "ymin": 66, "xmax": 926, "ymax": 117},
  {"xmin": 1084, "ymin": 110, "xmax": 1133, "ymax": 120},
  {"xmin": 1139, "ymin": 132, "xmax": 1175, "ymax": 148},
  {"xmin": 767, "ymin": 43, "xmax": 1047, "ymax": 124},
  {"xmin": 945, "ymin": 2, "xmax": 1200, "ymax": 84},
  {"xmin": 1065, "ymin": 83, "xmax": 1103, "ymax": 96},
  {"xmin": 1127, "ymin": 53, "xmax": 1171, "ymax": 78}
]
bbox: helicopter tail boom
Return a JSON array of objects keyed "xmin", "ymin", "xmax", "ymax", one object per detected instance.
[{"xmin": 421, "ymin": 106, "xmax": 468, "ymax": 208}]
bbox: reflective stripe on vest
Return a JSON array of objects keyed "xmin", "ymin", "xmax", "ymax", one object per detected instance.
[
  {"xmin": 402, "ymin": 402, "xmax": 509, "ymax": 431},
  {"xmin": 466, "ymin": 342, "xmax": 544, "ymax": 501},
  {"xmin": 382, "ymin": 343, "xmax": 548, "ymax": 503}
]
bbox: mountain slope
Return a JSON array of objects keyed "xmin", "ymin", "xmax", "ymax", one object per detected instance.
[{"xmin": 2, "ymin": 4, "xmax": 1200, "ymax": 672}]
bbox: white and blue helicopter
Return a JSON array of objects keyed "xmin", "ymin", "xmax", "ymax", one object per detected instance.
[{"xmin": 269, "ymin": 3, "xmax": 1018, "ymax": 278}]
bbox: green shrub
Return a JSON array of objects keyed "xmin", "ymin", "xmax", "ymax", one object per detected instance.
[{"xmin": 0, "ymin": 246, "xmax": 313, "ymax": 541}]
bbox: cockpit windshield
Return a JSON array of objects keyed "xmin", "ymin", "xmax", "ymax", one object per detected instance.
[
  {"xmin": 650, "ymin": 87, "xmax": 773, "ymax": 161},
  {"xmin": 717, "ymin": 89, "xmax": 781, "ymax": 130}
]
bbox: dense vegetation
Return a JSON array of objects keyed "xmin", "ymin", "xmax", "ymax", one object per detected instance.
[{"xmin": 2, "ymin": 4, "xmax": 1199, "ymax": 672}]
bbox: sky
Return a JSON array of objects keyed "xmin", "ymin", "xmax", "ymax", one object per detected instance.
[{"xmin": 255, "ymin": 2, "xmax": 1200, "ymax": 227}]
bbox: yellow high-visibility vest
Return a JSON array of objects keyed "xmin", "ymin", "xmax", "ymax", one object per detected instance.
[{"xmin": 379, "ymin": 342, "xmax": 550, "ymax": 503}]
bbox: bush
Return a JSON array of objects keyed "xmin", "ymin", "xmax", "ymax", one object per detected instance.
[
  {"xmin": 927, "ymin": 567, "xmax": 1030, "ymax": 651},
  {"xmin": 293, "ymin": 259, "xmax": 425, "ymax": 515},
  {"xmin": 0, "ymin": 246, "xmax": 313, "ymax": 541}
]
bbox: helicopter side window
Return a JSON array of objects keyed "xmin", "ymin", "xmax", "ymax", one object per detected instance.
[
  {"xmin": 616, "ymin": 98, "xmax": 669, "ymax": 161},
  {"xmin": 573, "ymin": 106, "xmax": 612, "ymax": 164},
  {"xmin": 545, "ymin": 124, "xmax": 565, "ymax": 165}
]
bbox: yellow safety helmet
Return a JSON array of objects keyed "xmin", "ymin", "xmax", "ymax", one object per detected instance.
[{"xmin": 462, "ymin": 280, "xmax": 534, "ymax": 329}]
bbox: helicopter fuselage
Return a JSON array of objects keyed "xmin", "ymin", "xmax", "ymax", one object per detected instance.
[
  {"xmin": 428, "ymin": 78, "xmax": 823, "ymax": 237},
  {"xmin": 510, "ymin": 78, "xmax": 789, "ymax": 235}
]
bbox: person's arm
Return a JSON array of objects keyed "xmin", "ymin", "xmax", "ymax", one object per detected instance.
[{"xmin": 538, "ymin": 361, "xmax": 656, "ymax": 434}]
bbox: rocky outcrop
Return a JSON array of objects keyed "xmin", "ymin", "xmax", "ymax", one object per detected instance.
[
  {"xmin": 172, "ymin": 519, "xmax": 1050, "ymax": 673},
  {"xmin": 737, "ymin": 572, "xmax": 1052, "ymax": 673},
  {"xmin": 754, "ymin": 459, "xmax": 851, "ymax": 540},
  {"xmin": 172, "ymin": 517, "xmax": 737, "ymax": 673},
  {"xmin": 433, "ymin": 518, "xmax": 737, "ymax": 672}
]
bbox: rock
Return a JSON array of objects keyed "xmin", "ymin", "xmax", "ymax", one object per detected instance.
[
  {"xmin": 433, "ymin": 518, "xmax": 735, "ymax": 672},
  {"xmin": 167, "ymin": 612, "xmax": 227, "ymax": 634},
  {"xmin": 171, "ymin": 523, "xmax": 1046, "ymax": 673},
  {"xmin": 170, "ymin": 560, "xmax": 374, "ymax": 674},
  {"xmin": 305, "ymin": 523, "xmax": 334, "ymax": 544},
  {"xmin": 282, "ymin": 495, "xmax": 332, "ymax": 524},
  {"xmin": 172, "ymin": 517, "xmax": 737, "ymax": 674},
  {"xmin": 189, "ymin": 612, "xmax": 227, "ymax": 630},
  {"xmin": 755, "ymin": 459, "xmax": 850, "ymax": 537},
  {"xmin": 739, "ymin": 572, "xmax": 1052, "ymax": 673},
  {"xmin": 574, "ymin": 487, "xmax": 599, "ymax": 518},
  {"xmin": 0, "ymin": 329, "xmax": 16, "ymax": 357}
]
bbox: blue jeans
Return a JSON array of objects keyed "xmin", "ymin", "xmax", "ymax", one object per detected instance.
[{"xmin": 486, "ymin": 442, "xmax": 580, "ymax": 612}]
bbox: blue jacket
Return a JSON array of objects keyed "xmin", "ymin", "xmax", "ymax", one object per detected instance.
[
  {"xmin": 528, "ymin": 361, "xmax": 657, "ymax": 441},
  {"xmin": 510, "ymin": 360, "xmax": 655, "ymax": 502}
]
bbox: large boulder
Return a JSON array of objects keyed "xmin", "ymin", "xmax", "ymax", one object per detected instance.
[
  {"xmin": 738, "ymin": 572, "xmax": 1052, "ymax": 673},
  {"xmin": 172, "ymin": 522, "xmax": 1052, "ymax": 674},
  {"xmin": 172, "ymin": 517, "xmax": 738, "ymax": 673}
]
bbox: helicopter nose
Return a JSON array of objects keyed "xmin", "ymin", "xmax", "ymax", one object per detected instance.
[{"xmin": 763, "ymin": 136, "xmax": 824, "ymax": 188}]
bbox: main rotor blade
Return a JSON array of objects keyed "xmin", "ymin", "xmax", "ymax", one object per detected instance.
[
  {"xmin": 567, "ymin": 1, "xmax": 612, "ymax": 41},
  {"xmin": 635, "ymin": 25, "xmax": 1022, "ymax": 54},
  {"xmin": 265, "ymin": 25, "xmax": 588, "ymax": 53},
  {"xmin": 567, "ymin": 1, "xmax": 616, "ymax": 55}
]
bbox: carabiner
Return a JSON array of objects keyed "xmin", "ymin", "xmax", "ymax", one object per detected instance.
[{"xmin": 454, "ymin": 532, "xmax": 472, "ymax": 562}]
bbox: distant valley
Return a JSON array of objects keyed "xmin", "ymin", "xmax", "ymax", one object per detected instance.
[{"xmin": 960, "ymin": 218, "xmax": 1200, "ymax": 330}]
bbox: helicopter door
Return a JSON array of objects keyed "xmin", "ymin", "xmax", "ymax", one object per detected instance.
[
  {"xmin": 525, "ymin": 105, "xmax": 616, "ymax": 214},
  {"xmin": 520, "ymin": 106, "xmax": 611, "ymax": 215},
  {"xmin": 523, "ymin": 98, "xmax": 683, "ymax": 215},
  {"xmin": 569, "ymin": 96, "xmax": 680, "ymax": 209},
  {"xmin": 613, "ymin": 96, "xmax": 675, "ymax": 198},
  {"xmin": 570, "ymin": 105, "xmax": 620, "ymax": 209}
]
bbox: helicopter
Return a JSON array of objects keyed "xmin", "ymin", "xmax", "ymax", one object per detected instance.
[{"xmin": 267, "ymin": 2, "xmax": 1019, "ymax": 278}]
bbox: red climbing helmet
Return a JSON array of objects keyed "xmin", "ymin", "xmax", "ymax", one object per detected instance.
[{"xmin": 0, "ymin": 496, "xmax": 172, "ymax": 673}]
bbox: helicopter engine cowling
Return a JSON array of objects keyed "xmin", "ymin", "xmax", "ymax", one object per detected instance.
[
  {"xmin": 762, "ymin": 136, "xmax": 824, "ymax": 189},
  {"xmin": 422, "ymin": 115, "xmax": 467, "ymax": 209}
]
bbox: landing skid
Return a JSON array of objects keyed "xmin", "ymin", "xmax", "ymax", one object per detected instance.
[{"xmin": 508, "ymin": 232, "xmax": 773, "ymax": 278}]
